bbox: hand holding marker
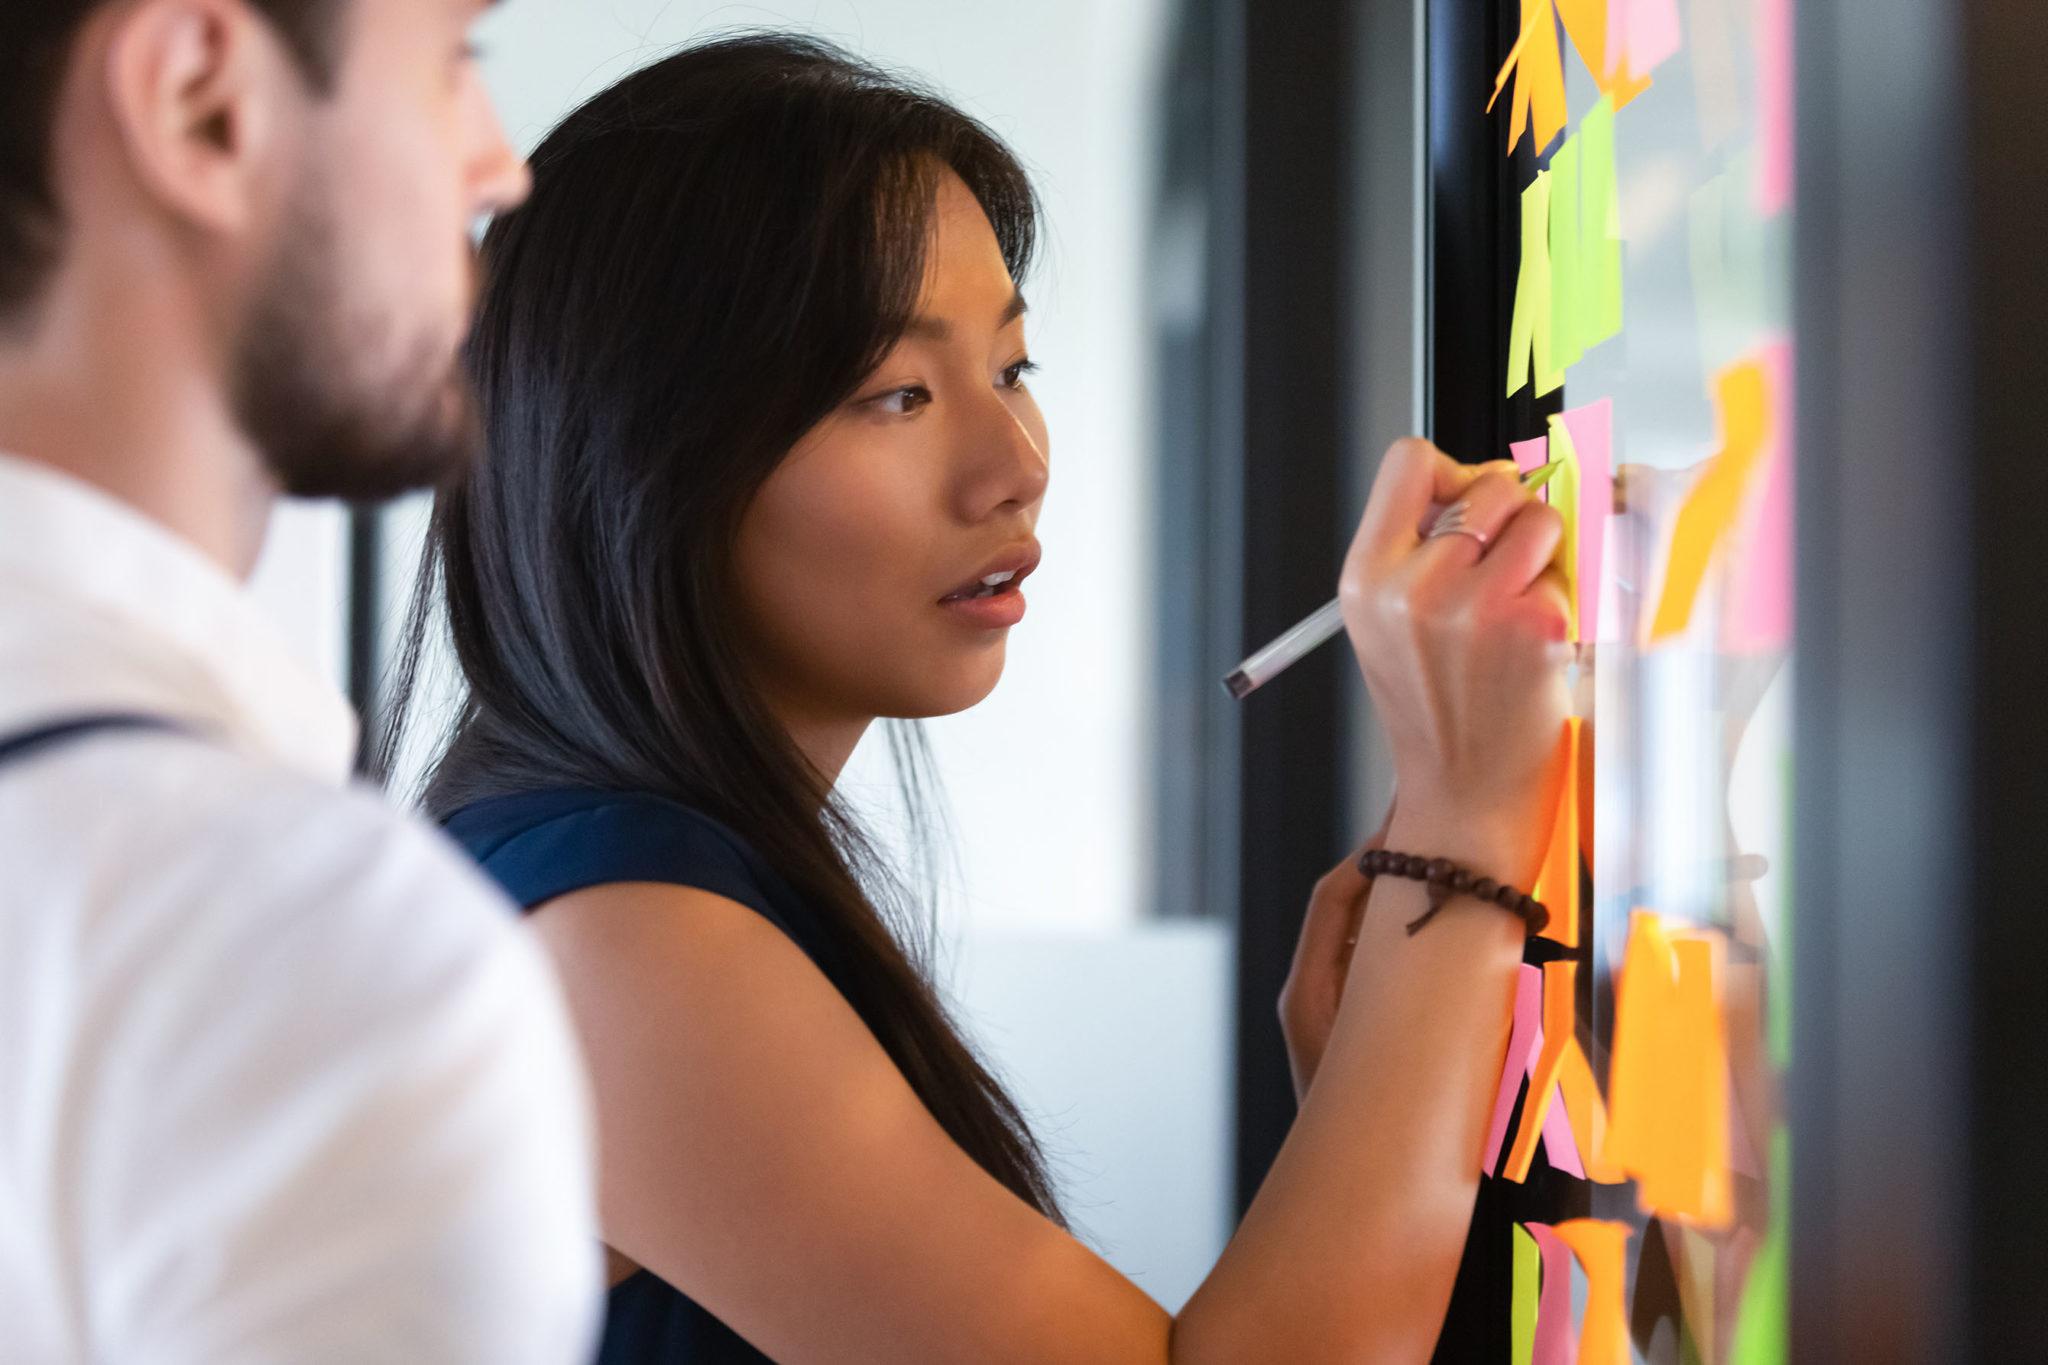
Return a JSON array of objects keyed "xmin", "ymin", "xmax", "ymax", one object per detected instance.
[{"xmin": 1223, "ymin": 459, "xmax": 1565, "ymax": 700}]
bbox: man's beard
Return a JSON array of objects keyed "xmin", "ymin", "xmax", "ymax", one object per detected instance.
[{"xmin": 230, "ymin": 192, "xmax": 482, "ymax": 503}]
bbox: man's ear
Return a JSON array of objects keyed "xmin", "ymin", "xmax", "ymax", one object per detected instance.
[{"xmin": 97, "ymin": 0, "xmax": 299, "ymax": 238}]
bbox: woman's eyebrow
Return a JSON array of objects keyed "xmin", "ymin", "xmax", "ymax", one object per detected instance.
[{"xmin": 903, "ymin": 291, "xmax": 1029, "ymax": 343}]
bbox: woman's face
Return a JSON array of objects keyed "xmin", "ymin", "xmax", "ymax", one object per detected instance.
[{"xmin": 732, "ymin": 171, "xmax": 1050, "ymax": 734}]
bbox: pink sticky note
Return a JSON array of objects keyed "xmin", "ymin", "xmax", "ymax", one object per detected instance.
[
  {"xmin": 1557, "ymin": 400, "xmax": 1614, "ymax": 641},
  {"xmin": 1614, "ymin": 0, "xmax": 1682, "ymax": 75},
  {"xmin": 1725, "ymin": 340, "xmax": 1793, "ymax": 652},
  {"xmin": 1525, "ymin": 1223, "xmax": 1580, "ymax": 1365},
  {"xmin": 1511, "ymin": 435, "xmax": 1552, "ymax": 500},
  {"xmin": 1482, "ymin": 964, "xmax": 1587, "ymax": 1179},
  {"xmin": 1483, "ymin": 965, "xmax": 1545, "ymax": 1174},
  {"xmin": 1756, "ymin": 0, "xmax": 1793, "ymax": 214},
  {"xmin": 1542, "ymin": 1081, "xmax": 1587, "ymax": 1177}
]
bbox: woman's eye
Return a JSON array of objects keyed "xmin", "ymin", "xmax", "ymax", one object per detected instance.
[
  {"xmin": 869, "ymin": 385, "xmax": 933, "ymax": 416},
  {"xmin": 1001, "ymin": 359, "xmax": 1039, "ymax": 390}
]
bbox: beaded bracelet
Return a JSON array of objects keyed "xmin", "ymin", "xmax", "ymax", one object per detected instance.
[{"xmin": 1355, "ymin": 848, "xmax": 1550, "ymax": 937}]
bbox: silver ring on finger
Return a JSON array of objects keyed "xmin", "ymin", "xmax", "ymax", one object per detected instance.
[{"xmin": 1426, "ymin": 502, "xmax": 1491, "ymax": 550}]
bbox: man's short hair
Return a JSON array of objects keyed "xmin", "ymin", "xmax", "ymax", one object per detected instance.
[{"xmin": 0, "ymin": 1, "xmax": 344, "ymax": 318}]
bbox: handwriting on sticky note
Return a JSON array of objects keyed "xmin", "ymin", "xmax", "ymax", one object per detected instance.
[{"xmin": 1648, "ymin": 358, "xmax": 1774, "ymax": 642}]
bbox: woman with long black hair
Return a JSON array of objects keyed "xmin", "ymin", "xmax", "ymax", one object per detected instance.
[{"xmin": 386, "ymin": 32, "xmax": 1572, "ymax": 1362}]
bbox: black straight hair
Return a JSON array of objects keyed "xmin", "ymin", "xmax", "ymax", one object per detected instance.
[{"xmin": 379, "ymin": 32, "xmax": 1062, "ymax": 1221}]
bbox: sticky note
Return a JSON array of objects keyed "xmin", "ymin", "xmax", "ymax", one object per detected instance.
[
  {"xmin": 1502, "ymin": 960, "xmax": 1577, "ymax": 1182},
  {"xmin": 1483, "ymin": 964, "xmax": 1587, "ymax": 1178},
  {"xmin": 1602, "ymin": 911, "xmax": 1736, "ymax": 1228},
  {"xmin": 1524, "ymin": 1224, "xmax": 1579, "ymax": 1364},
  {"xmin": 1547, "ymin": 134, "xmax": 1585, "ymax": 375},
  {"xmin": 1491, "ymin": 0, "xmax": 1570, "ymax": 158},
  {"xmin": 1577, "ymin": 97, "xmax": 1624, "ymax": 348},
  {"xmin": 1557, "ymin": 399, "xmax": 1614, "ymax": 641},
  {"xmin": 1730, "ymin": 1131, "xmax": 1790, "ymax": 1363},
  {"xmin": 1612, "ymin": 0, "xmax": 1682, "ymax": 76},
  {"xmin": 1482, "ymin": 965, "xmax": 1544, "ymax": 1173},
  {"xmin": 1544, "ymin": 415, "xmax": 1582, "ymax": 640},
  {"xmin": 1757, "ymin": 0, "xmax": 1793, "ymax": 214},
  {"xmin": 1725, "ymin": 340, "xmax": 1793, "ymax": 653},
  {"xmin": 1555, "ymin": 1032, "xmax": 1625, "ymax": 1183},
  {"xmin": 1507, "ymin": 171, "xmax": 1562, "ymax": 399},
  {"xmin": 1513, "ymin": 1224, "xmax": 1540, "ymax": 1365},
  {"xmin": 1533, "ymin": 719, "xmax": 1581, "ymax": 947},
  {"xmin": 1555, "ymin": 0, "xmax": 1654, "ymax": 107},
  {"xmin": 1552, "ymin": 1220, "xmax": 1633, "ymax": 1365},
  {"xmin": 1511, "ymin": 436, "xmax": 1550, "ymax": 483},
  {"xmin": 1648, "ymin": 358, "xmax": 1773, "ymax": 642}
]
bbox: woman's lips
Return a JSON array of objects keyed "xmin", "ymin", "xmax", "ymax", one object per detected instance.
[{"xmin": 939, "ymin": 582, "xmax": 1027, "ymax": 628}]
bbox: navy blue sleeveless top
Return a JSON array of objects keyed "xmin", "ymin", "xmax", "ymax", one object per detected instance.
[{"xmin": 446, "ymin": 788, "xmax": 842, "ymax": 1364}]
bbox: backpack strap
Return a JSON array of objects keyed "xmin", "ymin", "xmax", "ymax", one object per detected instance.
[{"xmin": 0, "ymin": 714, "xmax": 187, "ymax": 771}]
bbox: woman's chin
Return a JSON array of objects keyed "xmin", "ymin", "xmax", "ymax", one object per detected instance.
[{"xmin": 882, "ymin": 662, "xmax": 1006, "ymax": 719}]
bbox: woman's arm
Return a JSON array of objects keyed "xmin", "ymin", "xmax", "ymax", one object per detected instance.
[{"xmin": 535, "ymin": 438, "xmax": 1569, "ymax": 1362}]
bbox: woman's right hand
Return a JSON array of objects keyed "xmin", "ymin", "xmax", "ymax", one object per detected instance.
[{"xmin": 1337, "ymin": 438, "xmax": 1573, "ymax": 889}]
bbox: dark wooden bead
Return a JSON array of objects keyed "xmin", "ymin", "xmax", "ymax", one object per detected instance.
[
  {"xmin": 1471, "ymin": 877, "xmax": 1499, "ymax": 900},
  {"xmin": 1449, "ymin": 868, "xmax": 1473, "ymax": 891},
  {"xmin": 1407, "ymin": 854, "xmax": 1428, "ymax": 878},
  {"xmin": 1425, "ymin": 857, "xmax": 1454, "ymax": 884}
]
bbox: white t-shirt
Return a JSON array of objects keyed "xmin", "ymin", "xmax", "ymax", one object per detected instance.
[{"xmin": 0, "ymin": 454, "xmax": 602, "ymax": 1363}]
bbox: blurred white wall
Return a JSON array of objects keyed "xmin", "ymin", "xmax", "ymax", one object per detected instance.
[{"xmin": 367, "ymin": 0, "xmax": 1235, "ymax": 1313}]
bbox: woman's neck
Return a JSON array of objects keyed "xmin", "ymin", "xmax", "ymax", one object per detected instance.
[{"xmin": 774, "ymin": 704, "xmax": 873, "ymax": 792}]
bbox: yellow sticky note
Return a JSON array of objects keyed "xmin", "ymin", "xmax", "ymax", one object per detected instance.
[
  {"xmin": 1533, "ymin": 718, "xmax": 1581, "ymax": 947},
  {"xmin": 1491, "ymin": 0, "xmax": 1570, "ymax": 158},
  {"xmin": 1647, "ymin": 359, "xmax": 1773, "ymax": 642},
  {"xmin": 1552, "ymin": 1220, "xmax": 1634, "ymax": 1365},
  {"xmin": 1507, "ymin": 172, "xmax": 1562, "ymax": 399}
]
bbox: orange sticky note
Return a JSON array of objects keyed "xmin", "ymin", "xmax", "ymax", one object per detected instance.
[
  {"xmin": 1556, "ymin": 0, "xmax": 1655, "ymax": 108},
  {"xmin": 1490, "ymin": 0, "xmax": 1570, "ymax": 158},
  {"xmin": 1555, "ymin": 1035, "xmax": 1626, "ymax": 1184},
  {"xmin": 1533, "ymin": 718, "xmax": 1581, "ymax": 948},
  {"xmin": 1552, "ymin": 1220, "xmax": 1634, "ymax": 1365},
  {"xmin": 1602, "ymin": 911, "xmax": 1735, "ymax": 1228},
  {"xmin": 1647, "ymin": 359, "xmax": 1774, "ymax": 642}
]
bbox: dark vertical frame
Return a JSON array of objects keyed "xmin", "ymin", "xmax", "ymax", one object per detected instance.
[
  {"xmin": 1224, "ymin": 0, "xmax": 1359, "ymax": 1213},
  {"xmin": 345, "ymin": 503, "xmax": 381, "ymax": 771},
  {"xmin": 1795, "ymin": 0, "xmax": 2048, "ymax": 1358}
]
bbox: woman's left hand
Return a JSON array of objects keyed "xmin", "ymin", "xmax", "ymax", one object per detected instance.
[{"xmin": 1278, "ymin": 804, "xmax": 1394, "ymax": 1102}]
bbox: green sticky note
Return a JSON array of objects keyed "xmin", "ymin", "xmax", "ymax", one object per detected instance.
[
  {"xmin": 1549, "ymin": 134, "xmax": 1585, "ymax": 373},
  {"xmin": 1507, "ymin": 171, "xmax": 1561, "ymax": 398},
  {"xmin": 1545, "ymin": 412, "xmax": 1583, "ymax": 641},
  {"xmin": 1512, "ymin": 1223, "xmax": 1539, "ymax": 1365},
  {"xmin": 1730, "ymin": 1130, "xmax": 1790, "ymax": 1363},
  {"xmin": 1579, "ymin": 94, "xmax": 1623, "ymax": 346}
]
